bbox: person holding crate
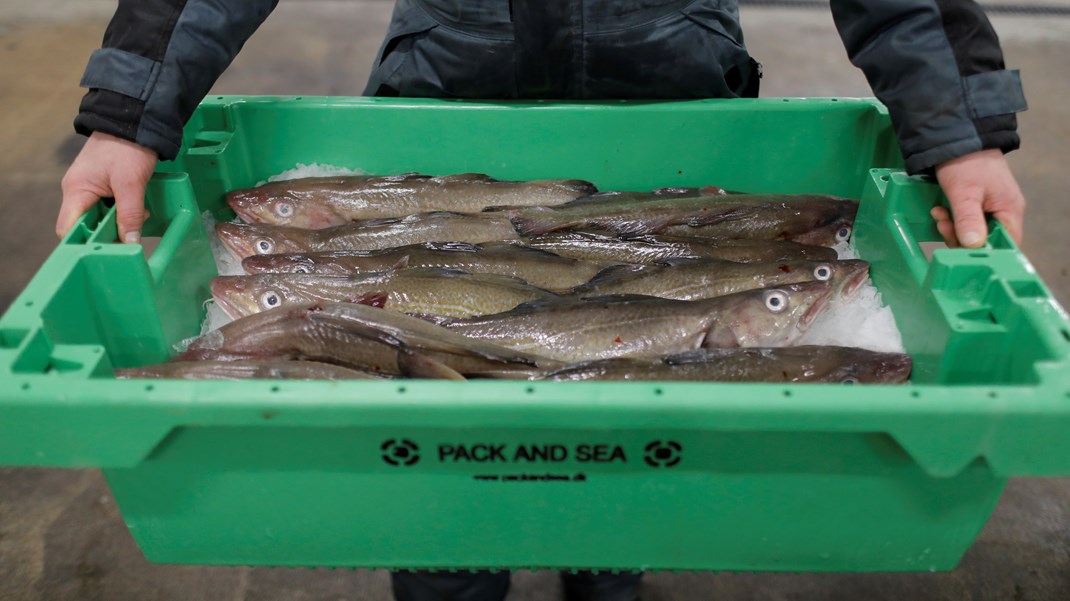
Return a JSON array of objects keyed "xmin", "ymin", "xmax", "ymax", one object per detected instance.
[{"xmin": 55, "ymin": 1, "xmax": 1028, "ymax": 600}]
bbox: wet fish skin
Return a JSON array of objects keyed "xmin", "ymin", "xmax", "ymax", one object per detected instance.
[
  {"xmin": 210, "ymin": 268, "xmax": 559, "ymax": 320},
  {"xmin": 216, "ymin": 211, "xmax": 521, "ymax": 259},
  {"xmin": 440, "ymin": 281, "xmax": 833, "ymax": 362},
  {"xmin": 535, "ymin": 346, "xmax": 912, "ymax": 383},
  {"xmin": 177, "ymin": 302, "xmax": 557, "ymax": 378},
  {"xmin": 116, "ymin": 359, "xmax": 387, "ymax": 380},
  {"xmin": 523, "ymin": 231, "xmax": 839, "ymax": 264},
  {"xmin": 572, "ymin": 259, "xmax": 869, "ymax": 301},
  {"xmin": 227, "ymin": 172, "xmax": 597, "ymax": 228},
  {"xmin": 509, "ymin": 194, "xmax": 858, "ymax": 245},
  {"xmin": 240, "ymin": 241, "xmax": 606, "ymax": 292}
]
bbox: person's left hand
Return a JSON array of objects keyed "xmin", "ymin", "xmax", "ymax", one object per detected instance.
[{"xmin": 931, "ymin": 148, "xmax": 1026, "ymax": 248}]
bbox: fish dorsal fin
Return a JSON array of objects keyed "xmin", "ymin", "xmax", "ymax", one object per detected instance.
[
  {"xmin": 501, "ymin": 296, "xmax": 583, "ymax": 314},
  {"xmin": 421, "ymin": 241, "xmax": 483, "ymax": 253},
  {"xmin": 557, "ymin": 191, "xmax": 626, "ymax": 207},
  {"xmin": 354, "ymin": 216, "xmax": 405, "ymax": 227},
  {"xmin": 575, "ymin": 264, "xmax": 648, "ymax": 290},
  {"xmin": 396, "ymin": 349, "xmax": 467, "ymax": 380},
  {"xmin": 481, "ymin": 241, "xmax": 569, "ymax": 259},
  {"xmin": 432, "ymin": 173, "xmax": 496, "ymax": 184},
  {"xmin": 652, "ymin": 257, "xmax": 717, "ymax": 267},
  {"xmin": 349, "ymin": 291, "xmax": 388, "ymax": 309},
  {"xmin": 578, "ymin": 293, "xmax": 667, "ymax": 304}
]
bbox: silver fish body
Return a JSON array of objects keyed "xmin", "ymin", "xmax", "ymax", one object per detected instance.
[
  {"xmin": 240, "ymin": 241, "xmax": 605, "ymax": 292},
  {"xmin": 227, "ymin": 172, "xmax": 597, "ymax": 228},
  {"xmin": 524, "ymin": 231, "xmax": 839, "ymax": 264}
]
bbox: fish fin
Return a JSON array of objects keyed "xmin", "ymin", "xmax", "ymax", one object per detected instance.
[
  {"xmin": 652, "ymin": 257, "xmax": 718, "ymax": 267},
  {"xmin": 349, "ymin": 291, "xmax": 388, "ymax": 309},
  {"xmin": 578, "ymin": 293, "xmax": 668, "ymax": 303},
  {"xmin": 510, "ymin": 208, "xmax": 568, "ymax": 237},
  {"xmin": 663, "ymin": 349, "xmax": 715, "ymax": 365},
  {"xmin": 686, "ymin": 206, "xmax": 754, "ymax": 228},
  {"xmin": 702, "ymin": 325, "xmax": 742, "ymax": 348},
  {"xmin": 528, "ymin": 179, "xmax": 598, "ymax": 196},
  {"xmin": 396, "ymin": 350, "xmax": 467, "ymax": 380},
  {"xmin": 391, "ymin": 255, "xmax": 411, "ymax": 270},
  {"xmin": 416, "ymin": 211, "xmax": 467, "ymax": 219},
  {"xmin": 354, "ymin": 216, "xmax": 405, "ymax": 227},
  {"xmin": 381, "ymin": 172, "xmax": 432, "ymax": 183},
  {"xmin": 481, "ymin": 204, "xmax": 526, "ymax": 215},
  {"xmin": 408, "ymin": 313, "xmax": 458, "ymax": 326},
  {"xmin": 556, "ymin": 191, "xmax": 624, "ymax": 207},
  {"xmin": 432, "ymin": 173, "xmax": 496, "ymax": 184},
  {"xmin": 421, "ymin": 241, "xmax": 482, "ymax": 253},
  {"xmin": 574, "ymin": 264, "xmax": 648, "ymax": 292},
  {"xmin": 477, "ymin": 241, "xmax": 564, "ymax": 258}
]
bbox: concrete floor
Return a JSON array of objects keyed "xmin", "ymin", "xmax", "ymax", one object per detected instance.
[{"xmin": 1, "ymin": 2, "xmax": 1069, "ymax": 600}]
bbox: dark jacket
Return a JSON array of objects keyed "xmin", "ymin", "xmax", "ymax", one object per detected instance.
[{"xmin": 74, "ymin": 0, "xmax": 1026, "ymax": 174}]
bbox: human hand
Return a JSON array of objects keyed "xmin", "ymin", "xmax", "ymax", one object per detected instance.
[
  {"xmin": 57, "ymin": 131, "xmax": 158, "ymax": 243},
  {"xmin": 931, "ymin": 148, "xmax": 1025, "ymax": 248}
]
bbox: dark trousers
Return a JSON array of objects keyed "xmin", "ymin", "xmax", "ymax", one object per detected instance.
[{"xmin": 392, "ymin": 570, "xmax": 643, "ymax": 601}]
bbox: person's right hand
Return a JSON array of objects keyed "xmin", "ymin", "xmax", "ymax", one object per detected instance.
[{"xmin": 57, "ymin": 131, "xmax": 158, "ymax": 243}]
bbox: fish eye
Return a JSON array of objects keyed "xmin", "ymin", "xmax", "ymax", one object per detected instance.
[
  {"xmin": 259, "ymin": 290, "xmax": 281, "ymax": 309},
  {"xmin": 813, "ymin": 264, "xmax": 832, "ymax": 281},
  {"xmin": 255, "ymin": 239, "xmax": 275, "ymax": 254},
  {"xmin": 274, "ymin": 202, "xmax": 294, "ymax": 219},
  {"xmin": 841, "ymin": 377, "xmax": 859, "ymax": 385},
  {"xmin": 763, "ymin": 289, "xmax": 789, "ymax": 313},
  {"xmin": 836, "ymin": 225, "xmax": 852, "ymax": 242},
  {"xmin": 293, "ymin": 265, "xmax": 310, "ymax": 274}
]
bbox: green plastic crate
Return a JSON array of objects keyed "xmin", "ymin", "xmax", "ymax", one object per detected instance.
[{"xmin": 1, "ymin": 97, "xmax": 1069, "ymax": 572}]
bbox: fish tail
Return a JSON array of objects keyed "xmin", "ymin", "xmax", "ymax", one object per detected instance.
[{"xmin": 396, "ymin": 349, "xmax": 467, "ymax": 380}]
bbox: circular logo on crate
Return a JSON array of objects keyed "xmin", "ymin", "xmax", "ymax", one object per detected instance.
[
  {"xmin": 381, "ymin": 438, "xmax": 420, "ymax": 467},
  {"xmin": 644, "ymin": 440, "xmax": 682, "ymax": 468}
]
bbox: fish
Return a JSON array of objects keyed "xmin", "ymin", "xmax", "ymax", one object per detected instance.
[
  {"xmin": 508, "ymin": 193, "xmax": 859, "ymax": 245},
  {"xmin": 240, "ymin": 241, "xmax": 606, "ymax": 292},
  {"xmin": 210, "ymin": 268, "xmax": 560, "ymax": 319},
  {"xmin": 116, "ymin": 359, "xmax": 388, "ymax": 380},
  {"xmin": 177, "ymin": 302, "xmax": 559, "ymax": 379},
  {"xmin": 437, "ymin": 281, "xmax": 833, "ymax": 362},
  {"xmin": 227, "ymin": 172, "xmax": 597, "ymax": 228},
  {"xmin": 216, "ymin": 211, "xmax": 521, "ymax": 259},
  {"xmin": 572, "ymin": 258, "xmax": 870, "ymax": 301},
  {"xmin": 522, "ymin": 231, "xmax": 839, "ymax": 264},
  {"xmin": 533, "ymin": 346, "xmax": 912, "ymax": 383}
]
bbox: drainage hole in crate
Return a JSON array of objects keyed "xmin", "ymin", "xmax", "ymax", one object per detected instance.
[
  {"xmin": 1062, "ymin": 329, "xmax": 1070, "ymax": 343},
  {"xmin": 24, "ymin": 301, "xmax": 33, "ymax": 308},
  {"xmin": 880, "ymin": 175, "xmax": 890, "ymax": 182},
  {"xmin": 270, "ymin": 385, "xmax": 281, "ymax": 393},
  {"xmin": 20, "ymin": 383, "xmax": 30, "ymax": 391},
  {"xmin": 653, "ymin": 387, "xmax": 663, "ymax": 396},
  {"xmin": 93, "ymin": 245, "xmax": 103, "ymax": 251},
  {"xmin": 988, "ymin": 391, "xmax": 998, "ymax": 399},
  {"xmin": 782, "ymin": 390, "xmax": 792, "ymax": 398},
  {"xmin": 525, "ymin": 386, "xmax": 535, "ymax": 394},
  {"xmin": 145, "ymin": 384, "xmax": 154, "ymax": 392},
  {"xmin": 911, "ymin": 390, "xmax": 921, "ymax": 398},
  {"xmin": 830, "ymin": 98, "xmax": 839, "ymax": 102},
  {"xmin": 970, "ymin": 252, "xmax": 989, "ymax": 258},
  {"xmin": 397, "ymin": 386, "xmax": 407, "ymax": 394}
]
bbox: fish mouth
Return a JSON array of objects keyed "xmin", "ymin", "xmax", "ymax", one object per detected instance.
[
  {"xmin": 209, "ymin": 277, "xmax": 246, "ymax": 319},
  {"xmin": 226, "ymin": 190, "xmax": 267, "ymax": 224},
  {"xmin": 215, "ymin": 222, "xmax": 254, "ymax": 259},
  {"xmin": 841, "ymin": 261, "xmax": 871, "ymax": 299},
  {"xmin": 877, "ymin": 353, "xmax": 914, "ymax": 383},
  {"xmin": 798, "ymin": 286, "xmax": 834, "ymax": 331}
]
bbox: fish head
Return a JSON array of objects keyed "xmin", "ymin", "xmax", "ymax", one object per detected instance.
[
  {"xmin": 227, "ymin": 185, "xmax": 348, "ymax": 229},
  {"xmin": 241, "ymin": 253, "xmax": 318, "ymax": 275},
  {"xmin": 210, "ymin": 275, "xmax": 294, "ymax": 318},
  {"xmin": 789, "ymin": 198, "xmax": 860, "ymax": 246},
  {"xmin": 215, "ymin": 222, "xmax": 309, "ymax": 259},
  {"xmin": 830, "ymin": 348, "xmax": 913, "ymax": 384},
  {"xmin": 703, "ymin": 281, "xmax": 834, "ymax": 347}
]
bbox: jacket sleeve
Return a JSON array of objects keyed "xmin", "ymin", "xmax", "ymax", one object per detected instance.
[
  {"xmin": 74, "ymin": 0, "xmax": 278, "ymax": 161},
  {"xmin": 830, "ymin": 0, "xmax": 1027, "ymax": 173}
]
